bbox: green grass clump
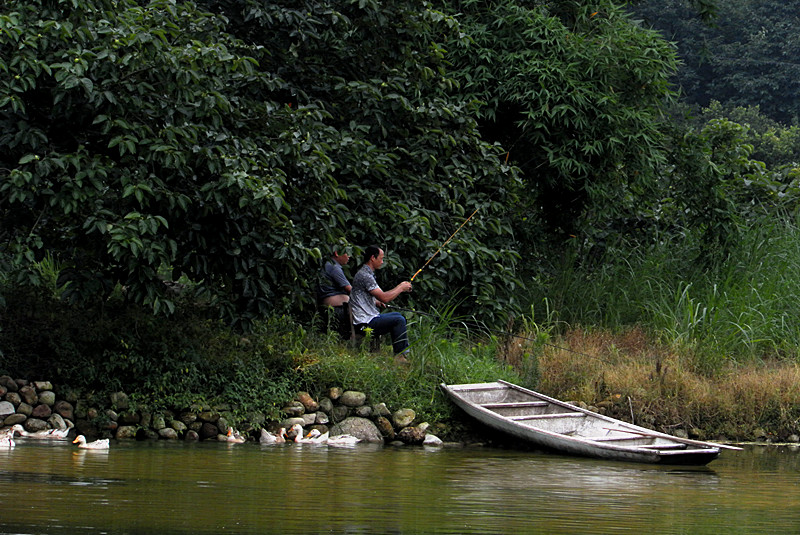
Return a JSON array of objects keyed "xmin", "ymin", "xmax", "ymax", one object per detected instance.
[
  {"xmin": 542, "ymin": 215, "xmax": 800, "ymax": 372},
  {"xmin": 298, "ymin": 305, "xmax": 521, "ymax": 423}
]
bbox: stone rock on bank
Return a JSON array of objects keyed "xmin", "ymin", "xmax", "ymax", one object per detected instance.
[
  {"xmin": 330, "ymin": 417, "xmax": 383, "ymax": 443},
  {"xmin": 0, "ymin": 376, "xmax": 444, "ymax": 446}
]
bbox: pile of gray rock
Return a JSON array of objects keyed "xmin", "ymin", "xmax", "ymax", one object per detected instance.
[
  {"xmin": 0, "ymin": 377, "xmax": 73, "ymax": 433},
  {"xmin": 279, "ymin": 387, "xmax": 443, "ymax": 446},
  {"xmin": 0, "ymin": 375, "xmax": 443, "ymax": 446}
]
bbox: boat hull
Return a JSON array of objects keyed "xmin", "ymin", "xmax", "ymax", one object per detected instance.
[{"xmin": 441, "ymin": 381, "xmax": 723, "ymax": 465}]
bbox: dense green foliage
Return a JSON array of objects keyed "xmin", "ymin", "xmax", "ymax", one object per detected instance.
[
  {"xmin": 632, "ymin": 0, "xmax": 800, "ymax": 124},
  {"xmin": 439, "ymin": 0, "xmax": 682, "ymax": 244},
  {"xmin": 1, "ymin": 0, "xmax": 522, "ymax": 328},
  {"xmin": 2, "ymin": 0, "xmax": 707, "ymax": 332},
  {"xmin": 5, "ymin": 0, "xmax": 800, "ymax": 397},
  {"xmin": 0, "ymin": 282, "xmax": 300, "ymax": 418}
]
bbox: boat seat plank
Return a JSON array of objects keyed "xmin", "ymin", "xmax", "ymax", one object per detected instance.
[
  {"xmin": 508, "ymin": 412, "xmax": 586, "ymax": 421},
  {"xmin": 592, "ymin": 436, "xmax": 649, "ymax": 443},
  {"xmin": 656, "ymin": 448, "xmax": 719, "ymax": 455},
  {"xmin": 481, "ymin": 401, "xmax": 549, "ymax": 409},
  {"xmin": 450, "ymin": 384, "xmax": 505, "ymax": 392}
]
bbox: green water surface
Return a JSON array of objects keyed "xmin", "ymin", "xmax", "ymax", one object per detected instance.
[{"xmin": 0, "ymin": 440, "xmax": 797, "ymax": 534}]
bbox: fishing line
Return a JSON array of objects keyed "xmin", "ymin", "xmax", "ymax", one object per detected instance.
[{"xmin": 387, "ymin": 305, "xmax": 615, "ymax": 365}]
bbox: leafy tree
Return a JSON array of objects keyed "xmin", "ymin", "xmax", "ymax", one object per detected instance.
[
  {"xmin": 202, "ymin": 0, "xmax": 524, "ymax": 319},
  {"xmin": 698, "ymin": 101, "xmax": 800, "ymax": 170},
  {"xmin": 2, "ymin": 0, "xmax": 318, "ymax": 325},
  {"xmin": 634, "ymin": 111, "xmax": 800, "ymax": 266},
  {"xmin": 1, "ymin": 0, "xmax": 522, "ymax": 327},
  {"xmin": 437, "ymin": 0, "xmax": 681, "ymax": 259}
]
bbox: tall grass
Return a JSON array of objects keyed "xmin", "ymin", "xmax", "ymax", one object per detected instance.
[
  {"xmin": 534, "ymin": 327, "xmax": 800, "ymax": 440},
  {"xmin": 544, "ymin": 215, "xmax": 800, "ymax": 370}
]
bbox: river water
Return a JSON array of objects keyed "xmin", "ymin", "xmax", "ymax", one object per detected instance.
[{"xmin": 0, "ymin": 440, "xmax": 797, "ymax": 534}]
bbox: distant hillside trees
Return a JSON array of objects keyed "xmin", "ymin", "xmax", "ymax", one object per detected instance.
[{"xmin": 632, "ymin": 0, "xmax": 800, "ymax": 125}]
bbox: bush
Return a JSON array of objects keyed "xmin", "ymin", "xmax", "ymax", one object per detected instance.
[{"xmin": 0, "ymin": 283, "xmax": 302, "ymax": 419}]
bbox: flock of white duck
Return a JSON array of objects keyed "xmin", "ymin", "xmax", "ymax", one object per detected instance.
[
  {"xmin": 1, "ymin": 422, "xmax": 360, "ymax": 450},
  {"xmin": 258, "ymin": 424, "xmax": 361, "ymax": 447},
  {"xmin": 0, "ymin": 424, "xmax": 109, "ymax": 450}
]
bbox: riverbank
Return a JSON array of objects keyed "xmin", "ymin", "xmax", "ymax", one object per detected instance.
[
  {"xmin": 4, "ymin": 338, "xmax": 800, "ymax": 446},
  {"xmin": 3, "ymin": 283, "xmax": 800, "ymax": 444},
  {"xmin": 0, "ymin": 375, "xmax": 445, "ymax": 446},
  {"xmin": 5, "ymin": 333, "xmax": 800, "ymax": 446}
]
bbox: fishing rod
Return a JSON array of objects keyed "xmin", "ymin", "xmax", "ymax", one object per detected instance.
[
  {"xmin": 410, "ymin": 150, "xmax": 517, "ymax": 283},
  {"xmin": 410, "ymin": 204, "xmax": 481, "ymax": 282},
  {"xmin": 387, "ymin": 305, "xmax": 615, "ymax": 365},
  {"xmin": 409, "ymin": 148, "xmax": 518, "ymax": 282}
]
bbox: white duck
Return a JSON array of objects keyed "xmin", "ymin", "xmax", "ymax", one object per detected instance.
[
  {"xmin": 217, "ymin": 427, "xmax": 247, "ymax": 444},
  {"xmin": 12, "ymin": 424, "xmax": 70, "ymax": 440},
  {"xmin": 259, "ymin": 427, "xmax": 286, "ymax": 444},
  {"xmin": 223, "ymin": 428, "xmax": 247, "ymax": 443},
  {"xmin": 327, "ymin": 433, "xmax": 361, "ymax": 447},
  {"xmin": 72, "ymin": 435, "xmax": 110, "ymax": 450},
  {"xmin": 0, "ymin": 427, "xmax": 17, "ymax": 449},
  {"xmin": 48, "ymin": 428, "xmax": 71, "ymax": 439},
  {"xmin": 288, "ymin": 424, "xmax": 319, "ymax": 444},
  {"xmin": 306, "ymin": 429, "xmax": 329, "ymax": 444}
]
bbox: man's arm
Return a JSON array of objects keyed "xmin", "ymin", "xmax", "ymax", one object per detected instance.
[{"xmin": 369, "ymin": 281, "xmax": 412, "ymax": 304}]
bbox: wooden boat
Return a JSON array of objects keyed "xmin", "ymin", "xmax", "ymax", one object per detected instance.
[{"xmin": 441, "ymin": 380, "xmax": 741, "ymax": 465}]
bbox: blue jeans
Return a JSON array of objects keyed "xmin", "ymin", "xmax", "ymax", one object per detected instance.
[{"xmin": 367, "ymin": 312, "xmax": 409, "ymax": 354}]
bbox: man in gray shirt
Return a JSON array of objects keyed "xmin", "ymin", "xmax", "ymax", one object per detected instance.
[
  {"xmin": 350, "ymin": 245, "xmax": 413, "ymax": 357},
  {"xmin": 316, "ymin": 246, "xmax": 353, "ymax": 339}
]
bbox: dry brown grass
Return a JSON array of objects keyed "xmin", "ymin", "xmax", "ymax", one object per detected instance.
[{"xmin": 525, "ymin": 327, "xmax": 800, "ymax": 441}]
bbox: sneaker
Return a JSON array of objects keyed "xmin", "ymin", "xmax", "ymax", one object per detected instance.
[{"xmin": 394, "ymin": 353, "xmax": 410, "ymax": 365}]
